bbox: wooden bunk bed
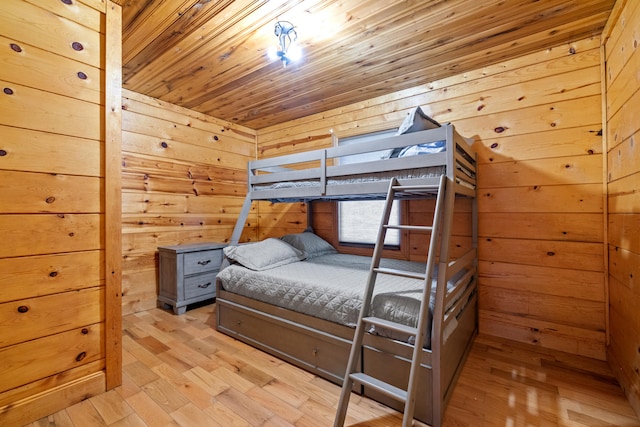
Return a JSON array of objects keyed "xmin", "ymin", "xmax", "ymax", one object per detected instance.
[{"xmin": 215, "ymin": 121, "xmax": 477, "ymax": 426}]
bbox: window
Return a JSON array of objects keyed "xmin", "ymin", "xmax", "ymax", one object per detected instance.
[{"xmin": 337, "ymin": 130, "xmax": 400, "ymax": 247}]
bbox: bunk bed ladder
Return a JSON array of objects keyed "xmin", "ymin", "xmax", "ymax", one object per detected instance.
[{"xmin": 334, "ymin": 175, "xmax": 447, "ymax": 427}]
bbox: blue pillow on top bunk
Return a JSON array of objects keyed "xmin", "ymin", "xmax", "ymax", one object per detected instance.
[
  {"xmin": 281, "ymin": 232, "xmax": 337, "ymax": 259},
  {"xmin": 388, "ymin": 106, "xmax": 446, "ymax": 158},
  {"xmin": 393, "ymin": 140, "xmax": 446, "ymax": 157},
  {"xmin": 223, "ymin": 238, "xmax": 305, "ymax": 271}
]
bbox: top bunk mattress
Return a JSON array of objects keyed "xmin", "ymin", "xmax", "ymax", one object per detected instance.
[
  {"xmin": 217, "ymin": 252, "xmax": 469, "ymax": 348},
  {"xmin": 252, "ymin": 164, "xmax": 448, "ymax": 202}
]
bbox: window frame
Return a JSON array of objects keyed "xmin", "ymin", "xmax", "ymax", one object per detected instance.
[{"xmin": 331, "ymin": 129, "xmax": 408, "ymax": 253}]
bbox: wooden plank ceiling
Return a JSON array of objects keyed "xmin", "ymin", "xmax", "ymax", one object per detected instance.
[{"xmin": 115, "ymin": 0, "xmax": 615, "ymax": 130}]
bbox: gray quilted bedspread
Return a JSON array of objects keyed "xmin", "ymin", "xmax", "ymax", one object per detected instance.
[{"xmin": 218, "ymin": 253, "xmax": 458, "ymax": 346}]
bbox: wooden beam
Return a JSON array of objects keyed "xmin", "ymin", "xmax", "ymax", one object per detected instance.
[{"xmin": 105, "ymin": 0, "xmax": 123, "ymax": 391}]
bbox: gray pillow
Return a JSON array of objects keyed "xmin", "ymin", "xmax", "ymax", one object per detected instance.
[
  {"xmin": 223, "ymin": 238, "xmax": 305, "ymax": 271},
  {"xmin": 395, "ymin": 106, "xmax": 440, "ymax": 135},
  {"xmin": 281, "ymin": 232, "xmax": 337, "ymax": 258}
]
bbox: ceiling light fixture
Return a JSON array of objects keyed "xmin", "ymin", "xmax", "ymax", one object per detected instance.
[{"xmin": 268, "ymin": 21, "xmax": 301, "ymax": 67}]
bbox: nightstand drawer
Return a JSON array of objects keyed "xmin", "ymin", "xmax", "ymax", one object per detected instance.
[
  {"xmin": 184, "ymin": 250, "xmax": 222, "ymax": 275},
  {"xmin": 184, "ymin": 272, "xmax": 217, "ymax": 300}
]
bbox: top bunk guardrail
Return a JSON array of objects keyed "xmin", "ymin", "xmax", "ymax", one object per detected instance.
[{"xmin": 248, "ymin": 124, "xmax": 476, "ymax": 202}]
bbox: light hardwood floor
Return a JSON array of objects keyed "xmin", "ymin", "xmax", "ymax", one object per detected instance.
[{"xmin": 27, "ymin": 303, "xmax": 640, "ymax": 427}]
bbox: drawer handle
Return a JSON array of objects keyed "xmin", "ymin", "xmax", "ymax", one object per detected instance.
[
  {"xmin": 76, "ymin": 351, "xmax": 86, "ymax": 362},
  {"xmin": 197, "ymin": 259, "xmax": 211, "ymax": 266},
  {"xmin": 198, "ymin": 282, "xmax": 212, "ymax": 289},
  {"xmin": 17, "ymin": 305, "xmax": 29, "ymax": 313}
]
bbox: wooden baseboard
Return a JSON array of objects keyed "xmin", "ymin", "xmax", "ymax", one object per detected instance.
[{"xmin": 0, "ymin": 372, "xmax": 105, "ymax": 426}]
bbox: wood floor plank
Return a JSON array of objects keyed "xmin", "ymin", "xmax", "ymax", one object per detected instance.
[
  {"xmin": 64, "ymin": 399, "xmax": 107, "ymax": 426},
  {"xmin": 296, "ymin": 398, "xmax": 336, "ymax": 427},
  {"xmin": 212, "ymin": 366, "xmax": 257, "ymax": 393},
  {"xmin": 121, "ymin": 347, "xmax": 138, "ymax": 367},
  {"xmin": 137, "ymin": 336, "xmax": 172, "ymax": 355},
  {"xmin": 140, "ymin": 378, "xmax": 190, "ymax": 413},
  {"xmin": 89, "ymin": 389, "xmax": 134, "ymax": 425},
  {"xmin": 151, "ymin": 364, "xmax": 212, "ymax": 410},
  {"xmin": 166, "ymin": 340, "xmax": 220, "ymax": 371},
  {"xmin": 182, "ymin": 336, "xmax": 221, "ymax": 359},
  {"xmin": 262, "ymin": 415, "xmax": 297, "ymax": 427},
  {"xmin": 122, "ymin": 360, "xmax": 160, "ymax": 388},
  {"xmin": 107, "ymin": 412, "xmax": 150, "ymax": 427},
  {"xmin": 182, "ymin": 365, "xmax": 231, "ymax": 397},
  {"xmin": 170, "ymin": 402, "xmax": 217, "ymax": 427},
  {"xmin": 157, "ymin": 347, "xmax": 198, "ymax": 373},
  {"xmin": 124, "ymin": 391, "xmax": 175, "ymax": 426},
  {"xmin": 121, "ymin": 334, "xmax": 164, "ymax": 370},
  {"xmin": 263, "ymin": 378, "xmax": 310, "ymax": 408},
  {"xmin": 29, "ymin": 410, "xmax": 74, "ymax": 427},
  {"xmin": 245, "ymin": 385, "xmax": 304, "ymax": 424},
  {"xmin": 116, "ymin": 371, "xmax": 142, "ymax": 400},
  {"xmin": 25, "ymin": 303, "xmax": 640, "ymax": 427},
  {"xmin": 214, "ymin": 387, "xmax": 274, "ymax": 425},
  {"xmin": 202, "ymin": 401, "xmax": 251, "ymax": 426},
  {"xmin": 558, "ymin": 387, "xmax": 639, "ymax": 418}
]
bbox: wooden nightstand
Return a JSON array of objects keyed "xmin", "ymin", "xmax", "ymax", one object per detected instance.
[{"xmin": 157, "ymin": 242, "xmax": 226, "ymax": 314}]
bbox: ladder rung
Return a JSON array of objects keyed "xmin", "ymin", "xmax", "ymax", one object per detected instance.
[
  {"xmin": 373, "ymin": 267, "xmax": 426, "ymax": 280},
  {"xmin": 391, "ymin": 184, "xmax": 440, "ymax": 191},
  {"xmin": 363, "ymin": 316, "xmax": 418, "ymax": 336},
  {"xmin": 384, "ymin": 224, "xmax": 433, "ymax": 232},
  {"xmin": 350, "ymin": 373, "xmax": 408, "ymax": 402}
]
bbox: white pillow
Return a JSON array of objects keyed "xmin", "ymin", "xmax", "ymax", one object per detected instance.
[
  {"xmin": 281, "ymin": 232, "xmax": 337, "ymax": 258},
  {"xmin": 395, "ymin": 106, "xmax": 440, "ymax": 135},
  {"xmin": 223, "ymin": 238, "xmax": 305, "ymax": 271}
]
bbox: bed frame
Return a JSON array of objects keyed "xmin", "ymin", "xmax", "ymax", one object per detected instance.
[{"xmin": 216, "ymin": 123, "xmax": 478, "ymax": 426}]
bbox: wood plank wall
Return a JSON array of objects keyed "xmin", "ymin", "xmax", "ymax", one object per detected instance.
[
  {"xmin": 120, "ymin": 90, "xmax": 256, "ymax": 315},
  {"xmin": 257, "ymin": 37, "xmax": 606, "ymax": 359},
  {"xmin": 0, "ymin": 0, "xmax": 121, "ymax": 425},
  {"xmin": 603, "ymin": 0, "xmax": 640, "ymax": 415}
]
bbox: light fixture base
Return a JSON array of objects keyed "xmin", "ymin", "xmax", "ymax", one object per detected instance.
[{"xmin": 271, "ymin": 20, "xmax": 299, "ymax": 67}]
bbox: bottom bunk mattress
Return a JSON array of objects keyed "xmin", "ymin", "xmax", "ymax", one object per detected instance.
[{"xmin": 218, "ymin": 250, "xmax": 467, "ymax": 348}]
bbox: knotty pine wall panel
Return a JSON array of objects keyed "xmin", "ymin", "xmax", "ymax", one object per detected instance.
[
  {"xmin": 0, "ymin": 251, "xmax": 104, "ymax": 302},
  {"xmin": 121, "ymin": 89, "xmax": 256, "ymax": 315},
  {"xmin": 0, "ymin": 0, "xmax": 121, "ymax": 424},
  {"xmin": 0, "ymin": 324, "xmax": 104, "ymax": 399},
  {"xmin": 256, "ymin": 36, "xmax": 606, "ymax": 358},
  {"xmin": 603, "ymin": 0, "xmax": 640, "ymax": 415},
  {"xmin": 256, "ymin": 201, "xmax": 308, "ymax": 240}
]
